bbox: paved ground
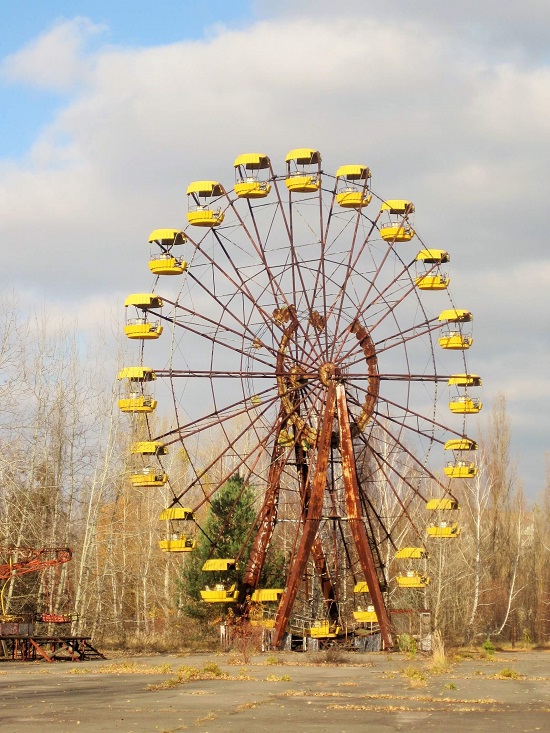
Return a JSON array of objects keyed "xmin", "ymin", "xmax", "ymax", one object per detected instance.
[{"xmin": 1, "ymin": 649, "xmax": 549, "ymax": 732}]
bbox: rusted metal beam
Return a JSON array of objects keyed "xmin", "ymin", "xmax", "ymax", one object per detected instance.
[
  {"xmin": 311, "ymin": 537, "xmax": 338, "ymax": 622},
  {"xmin": 0, "ymin": 548, "xmax": 72, "ymax": 580},
  {"xmin": 237, "ymin": 410, "xmax": 287, "ymax": 607},
  {"xmin": 336, "ymin": 384, "xmax": 393, "ymax": 650},
  {"xmin": 293, "ymin": 403, "xmax": 339, "ymax": 622},
  {"xmin": 272, "ymin": 383, "xmax": 337, "ymax": 648},
  {"xmin": 29, "ymin": 637, "xmax": 53, "ymax": 662}
]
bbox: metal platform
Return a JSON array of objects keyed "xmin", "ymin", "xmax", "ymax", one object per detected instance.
[{"xmin": 0, "ymin": 635, "xmax": 106, "ymax": 662}]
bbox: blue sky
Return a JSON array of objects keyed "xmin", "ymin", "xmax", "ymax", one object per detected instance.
[
  {"xmin": 0, "ymin": 0, "xmax": 254, "ymax": 157},
  {"xmin": 1, "ymin": 0, "xmax": 549, "ymax": 498},
  {"xmin": 0, "ymin": 1, "xmax": 253, "ymax": 51}
]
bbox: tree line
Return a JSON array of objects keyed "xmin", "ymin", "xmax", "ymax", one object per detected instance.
[{"xmin": 0, "ymin": 309, "xmax": 548, "ymax": 649}]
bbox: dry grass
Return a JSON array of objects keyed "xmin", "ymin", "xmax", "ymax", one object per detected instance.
[
  {"xmin": 195, "ymin": 713, "xmax": 216, "ymax": 725},
  {"xmin": 95, "ymin": 661, "xmax": 173, "ymax": 675},
  {"xmin": 428, "ymin": 630, "xmax": 450, "ymax": 675},
  {"xmin": 265, "ymin": 655, "xmax": 283, "ymax": 666},
  {"xmin": 491, "ymin": 667, "xmax": 523, "ymax": 680},
  {"xmin": 323, "ymin": 648, "xmax": 350, "ymax": 665},
  {"xmin": 283, "ymin": 691, "xmax": 336, "ymax": 697},
  {"xmin": 147, "ymin": 662, "xmax": 255, "ymax": 690},
  {"xmin": 401, "ymin": 666, "xmax": 427, "ymax": 687},
  {"xmin": 327, "ymin": 703, "xmax": 504, "ymax": 713},
  {"xmin": 236, "ymin": 701, "xmax": 258, "ymax": 711},
  {"xmin": 284, "ymin": 691, "xmax": 498, "ymax": 704}
]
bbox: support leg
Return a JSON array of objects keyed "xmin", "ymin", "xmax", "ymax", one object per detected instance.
[
  {"xmin": 272, "ymin": 384, "xmax": 337, "ymax": 648},
  {"xmin": 336, "ymin": 384, "xmax": 392, "ymax": 650}
]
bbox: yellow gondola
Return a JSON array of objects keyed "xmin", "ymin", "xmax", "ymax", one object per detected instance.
[
  {"xmin": 394, "ymin": 547, "xmax": 428, "ymax": 560},
  {"xmin": 426, "ymin": 497, "xmax": 460, "ymax": 511},
  {"xmin": 439, "ymin": 331, "xmax": 473, "ymax": 349},
  {"xmin": 124, "ymin": 293, "xmax": 164, "ymax": 309},
  {"xmin": 187, "ymin": 181, "xmax": 225, "ymax": 227},
  {"xmin": 396, "ymin": 571, "xmax": 430, "ymax": 588},
  {"xmin": 444, "ymin": 461, "xmax": 478, "ymax": 478},
  {"xmin": 416, "ymin": 249, "xmax": 450, "ymax": 264},
  {"xmin": 448, "ymin": 374, "xmax": 482, "ymax": 387},
  {"xmin": 444, "ymin": 438, "xmax": 478, "ymax": 451},
  {"xmin": 200, "ymin": 584, "xmax": 239, "ymax": 603},
  {"xmin": 449, "ymin": 396, "xmax": 483, "ymax": 414},
  {"xmin": 149, "ymin": 228, "xmax": 186, "ymax": 246},
  {"xmin": 117, "ymin": 366, "xmax": 156, "ymax": 382},
  {"xmin": 130, "ymin": 468, "xmax": 168, "ymax": 487},
  {"xmin": 335, "ymin": 164, "xmax": 372, "ymax": 208},
  {"xmin": 379, "ymin": 200, "xmax": 415, "ymax": 242},
  {"xmin": 308, "ymin": 621, "xmax": 341, "ymax": 638},
  {"xmin": 353, "ymin": 605, "xmax": 378, "ymax": 623},
  {"xmin": 202, "ymin": 558, "xmax": 237, "ymax": 571},
  {"xmin": 149, "ymin": 254, "xmax": 188, "ymax": 276},
  {"xmin": 415, "ymin": 249, "xmax": 450, "ymax": 290},
  {"xmin": 250, "ymin": 589, "xmax": 284, "ymax": 602},
  {"xmin": 415, "ymin": 274, "xmax": 450, "ymax": 290},
  {"xmin": 438, "ymin": 309, "xmax": 473, "ymax": 349},
  {"xmin": 285, "ymin": 148, "xmax": 321, "ymax": 192},
  {"xmin": 438, "ymin": 309, "xmax": 472, "ymax": 322},
  {"xmin": 117, "ymin": 368, "xmax": 157, "ymax": 412},
  {"xmin": 354, "ymin": 581, "xmax": 369, "ymax": 593},
  {"xmin": 158, "ymin": 507, "xmax": 196, "ymax": 552},
  {"xmin": 160, "ymin": 507, "xmax": 195, "ymax": 521},
  {"xmin": 394, "ymin": 547, "xmax": 429, "ymax": 590},
  {"xmin": 159, "ymin": 537, "xmax": 197, "ymax": 552},
  {"xmin": 118, "ymin": 395, "xmax": 157, "ymax": 413},
  {"xmin": 426, "ymin": 522, "xmax": 461, "ymax": 538},
  {"xmin": 200, "ymin": 558, "xmax": 237, "ymax": 600},
  {"xmin": 130, "ymin": 441, "xmax": 167, "ymax": 456},
  {"xmin": 148, "ymin": 229, "xmax": 188, "ymax": 275},
  {"xmin": 124, "ymin": 293, "xmax": 164, "ymax": 339},
  {"xmin": 234, "ymin": 153, "xmax": 271, "ymax": 198},
  {"xmin": 123, "ymin": 319, "xmax": 163, "ymax": 340}
]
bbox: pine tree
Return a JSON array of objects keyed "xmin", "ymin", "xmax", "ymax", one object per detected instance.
[
  {"xmin": 178, "ymin": 474, "xmax": 285, "ymax": 618},
  {"xmin": 178, "ymin": 474, "xmax": 254, "ymax": 617}
]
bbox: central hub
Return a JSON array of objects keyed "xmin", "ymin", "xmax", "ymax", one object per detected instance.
[
  {"xmin": 272, "ymin": 309, "xmax": 379, "ymax": 441},
  {"xmin": 319, "ymin": 362, "xmax": 340, "ymax": 386}
]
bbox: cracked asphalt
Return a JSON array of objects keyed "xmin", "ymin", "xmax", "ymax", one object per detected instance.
[{"xmin": 1, "ymin": 649, "xmax": 549, "ymax": 732}]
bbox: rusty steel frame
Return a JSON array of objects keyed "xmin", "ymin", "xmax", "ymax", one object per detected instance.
[
  {"xmin": 272, "ymin": 383, "xmax": 337, "ymax": 647},
  {"xmin": 0, "ymin": 547, "xmax": 72, "ymax": 580},
  {"xmin": 133, "ymin": 162, "xmax": 475, "ymax": 649},
  {"xmin": 0, "ymin": 635, "xmax": 105, "ymax": 662},
  {"xmin": 336, "ymin": 384, "xmax": 392, "ymax": 649}
]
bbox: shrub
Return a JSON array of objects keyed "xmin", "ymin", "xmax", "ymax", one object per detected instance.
[
  {"xmin": 402, "ymin": 666, "xmax": 427, "ymax": 687},
  {"xmin": 482, "ymin": 638, "xmax": 495, "ymax": 657},
  {"xmin": 202, "ymin": 662, "xmax": 223, "ymax": 677},
  {"xmin": 397, "ymin": 633, "xmax": 417, "ymax": 655}
]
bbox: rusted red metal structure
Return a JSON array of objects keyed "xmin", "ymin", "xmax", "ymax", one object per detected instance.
[
  {"xmin": 0, "ymin": 547, "xmax": 72, "ymax": 580},
  {"xmin": 0, "ymin": 547, "xmax": 105, "ymax": 661},
  {"xmin": 128, "ymin": 151, "xmax": 471, "ymax": 648}
]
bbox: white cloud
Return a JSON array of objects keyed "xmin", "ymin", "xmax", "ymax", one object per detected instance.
[
  {"xmin": 255, "ymin": 1, "xmax": 550, "ymax": 61},
  {"xmin": 0, "ymin": 3, "xmax": 549, "ymax": 495},
  {"xmin": 1, "ymin": 17, "xmax": 105, "ymax": 92}
]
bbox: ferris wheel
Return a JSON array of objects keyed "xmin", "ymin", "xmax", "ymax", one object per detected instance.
[{"xmin": 117, "ymin": 149, "xmax": 481, "ymax": 650}]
